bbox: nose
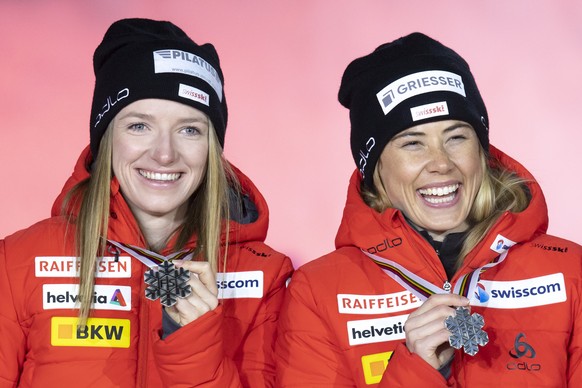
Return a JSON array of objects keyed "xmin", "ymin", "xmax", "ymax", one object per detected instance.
[
  {"xmin": 426, "ymin": 145, "xmax": 454, "ymax": 174},
  {"xmin": 150, "ymin": 131, "xmax": 177, "ymax": 165}
]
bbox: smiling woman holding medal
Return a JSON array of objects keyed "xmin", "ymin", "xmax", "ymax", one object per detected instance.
[
  {"xmin": 276, "ymin": 32, "xmax": 582, "ymax": 387},
  {"xmin": 0, "ymin": 18, "xmax": 293, "ymax": 387}
]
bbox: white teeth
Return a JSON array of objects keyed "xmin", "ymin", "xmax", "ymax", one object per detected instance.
[
  {"xmin": 418, "ymin": 184, "xmax": 459, "ymax": 197},
  {"xmin": 139, "ymin": 170, "xmax": 181, "ymax": 181},
  {"xmin": 424, "ymin": 194, "xmax": 455, "ymax": 204}
]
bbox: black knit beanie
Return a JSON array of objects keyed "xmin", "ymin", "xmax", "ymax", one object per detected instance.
[
  {"xmin": 338, "ymin": 32, "xmax": 489, "ymax": 188},
  {"xmin": 90, "ymin": 18, "xmax": 227, "ymax": 159}
]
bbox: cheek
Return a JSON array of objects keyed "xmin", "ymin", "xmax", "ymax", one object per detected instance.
[
  {"xmin": 379, "ymin": 165, "xmax": 417, "ymax": 207},
  {"xmin": 379, "ymin": 155, "xmax": 417, "ymax": 188},
  {"xmin": 184, "ymin": 144, "xmax": 209, "ymax": 171},
  {"xmin": 378, "ymin": 155, "xmax": 418, "ymax": 209},
  {"xmin": 112, "ymin": 131, "xmax": 138, "ymax": 156},
  {"xmin": 110, "ymin": 150, "xmax": 122, "ymax": 176},
  {"xmin": 111, "ymin": 143, "xmax": 137, "ymax": 175},
  {"xmin": 463, "ymin": 155, "xmax": 484, "ymax": 186}
]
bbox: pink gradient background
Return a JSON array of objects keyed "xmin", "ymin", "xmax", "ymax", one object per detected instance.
[{"xmin": 1, "ymin": 1, "xmax": 581, "ymax": 268}]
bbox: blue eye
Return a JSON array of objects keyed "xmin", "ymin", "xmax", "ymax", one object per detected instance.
[
  {"xmin": 182, "ymin": 127, "xmax": 201, "ymax": 136},
  {"xmin": 128, "ymin": 123, "xmax": 147, "ymax": 131}
]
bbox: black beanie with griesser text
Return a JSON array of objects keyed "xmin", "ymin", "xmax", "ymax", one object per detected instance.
[{"xmin": 338, "ymin": 32, "xmax": 489, "ymax": 188}]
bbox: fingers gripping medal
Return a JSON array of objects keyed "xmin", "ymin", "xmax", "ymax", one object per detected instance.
[
  {"xmin": 106, "ymin": 240, "xmax": 196, "ymax": 307},
  {"xmin": 144, "ymin": 261, "xmax": 192, "ymax": 307},
  {"xmin": 444, "ymin": 307, "xmax": 489, "ymax": 356},
  {"xmin": 364, "ymin": 248, "xmax": 511, "ymax": 357}
]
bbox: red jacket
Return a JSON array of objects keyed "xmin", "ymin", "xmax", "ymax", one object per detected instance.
[
  {"xmin": 276, "ymin": 146, "xmax": 582, "ymax": 387},
  {"xmin": 0, "ymin": 147, "xmax": 293, "ymax": 387}
]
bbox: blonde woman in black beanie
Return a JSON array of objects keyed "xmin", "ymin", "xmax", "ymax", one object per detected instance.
[
  {"xmin": 276, "ymin": 32, "xmax": 582, "ymax": 387},
  {"xmin": 0, "ymin": 18, "xmax": 293, "ymax": 387}
]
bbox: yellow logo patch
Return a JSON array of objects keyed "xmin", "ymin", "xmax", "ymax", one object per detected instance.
[
  {"xmin": 361, "ymin": 351, "xmax": 393, "ymax": 385},
  {"xmin": 51, "ymin": 317, "xmax": 130, "ymax": 348}
]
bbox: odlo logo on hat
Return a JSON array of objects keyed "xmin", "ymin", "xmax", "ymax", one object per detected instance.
[{"xmin": 358, "ymin": 137, "xmax": 376, "ymax": 179}]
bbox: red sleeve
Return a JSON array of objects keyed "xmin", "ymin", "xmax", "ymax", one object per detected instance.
[
  {"xmin": 275, "ymin": 269, "xmax": 355, "ymax": 387},
  {"xmin": 234, "ymin": 256, "xmax": 294, "ymax": 387},
  {"xmin": 153, "ymin": 305, "xmax": 243, "ymax": 387},
  {"xmin": 0, "ymin": 239, "xmax": 27, "ymax": 387},
  {"xmin": 378, "ymin": 342, "xmax": 451, "ymax": 387},
  {"xmin": 567, "ymin": 261, "xmax": 582, "ymax": 386},
  {"xmin": 153, "ymin": 255, "xmax": 293, "ymax": 388}
]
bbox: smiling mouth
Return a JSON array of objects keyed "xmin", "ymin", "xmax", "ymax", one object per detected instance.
[
  {"xmin": 418, "ymin": 183, "xmax": 459, "ymax": 204},
  {"xmin": 139, "ymin": 169, "xmax": 181, "ymax": 182}
]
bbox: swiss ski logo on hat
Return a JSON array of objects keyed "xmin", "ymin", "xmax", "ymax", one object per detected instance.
[
  {"xmin": 410, "ymin": 101, "xmax": 449, "ymax": 121},
  {"xmin": 179, "ymin": 84, "xmax": 209, "ymax": 106}
]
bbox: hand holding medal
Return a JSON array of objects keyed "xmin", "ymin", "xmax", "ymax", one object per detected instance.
[
  {"xmin": 108, "ymin": 240, "xmax": 220, "ymax": 325},
  {"xmin": 404, "ymin": 294, "xmax": 471, "ymax": 369},
  {"xmin": 162, "ymin": 260, "xmax": 219, "ymax": 325},
  {"xmin": 365, "ymin": 249, "xmax": 507, "ymax": 363}
]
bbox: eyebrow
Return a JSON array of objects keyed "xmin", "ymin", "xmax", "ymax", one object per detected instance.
[
  {"xmin": 392, "ymin": 122, "xmax": 472, "ymax": 140},
  {"xmin": 444, "ymin": 122, "xmax": 472, "ymax": 132},
  {"xmin": 392, "ymin": 130, "xmax": 424, "ymax": 140},
  {"xmin": 116, "ymin": 112, "xmax": 208, "ymax": 124}
]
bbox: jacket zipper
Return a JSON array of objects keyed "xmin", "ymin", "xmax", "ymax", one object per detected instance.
[
  {"xmin": 403, "ymin": 221, "xmax": 450, "ymax": 290},
  {"xmin": 443, "ymin": 281, "xmax": 452, "ymax": 293},
  {"xmin": 137, "ymin": 265, "xmax": 149, "ymax": 387}
]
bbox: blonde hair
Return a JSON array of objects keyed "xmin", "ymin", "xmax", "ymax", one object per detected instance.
[
  {"xmin": 66, "ymin": 119, "xmax": 237, "ymax": 325},
  {"xmin": 361, "ymin": 150, "xmax": 530, "ymax": 270}
]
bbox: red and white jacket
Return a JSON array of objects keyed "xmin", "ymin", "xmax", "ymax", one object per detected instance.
[
  {"xmin": 276, "ymin": 146, "xmax": 582, "ymax": 387},
  {"xmin": 0, "ymin": 147, "xmax": 293, "ymax": 387}
]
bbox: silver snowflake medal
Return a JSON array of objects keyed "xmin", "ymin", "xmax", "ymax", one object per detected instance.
[
  {"xmin": 444, "ymin": 306, "xmax": 489, "ymax": 356},
  {"xmin": 144, "ymin": 261, "xmax": 192, "ymax": 307}
]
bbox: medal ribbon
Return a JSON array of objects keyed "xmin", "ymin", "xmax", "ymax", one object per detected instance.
[
  {"xmin": 363, "ymin": 248, "xmax": 509, "ymax": 301},
  {"xmin": 452, "ymin": 251, "xmax": 507, "ymax": 298},
  {"xmin": 107, "ymin": 240, "xmax": 195, "ymax": 269}
]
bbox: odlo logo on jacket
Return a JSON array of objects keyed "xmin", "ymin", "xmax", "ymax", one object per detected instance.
[
  {"xmin": 506, "ymin": 333, "xmax": 541, "ymax": 372},
  {"xmin": 366, "ymin": 237, "xmax": 403, "ymax": 254}
]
